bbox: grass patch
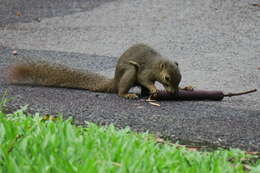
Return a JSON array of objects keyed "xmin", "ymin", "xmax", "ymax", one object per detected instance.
[{"xmin": 0, "ymin": 107, "xmax": 259, "ymax": 173}]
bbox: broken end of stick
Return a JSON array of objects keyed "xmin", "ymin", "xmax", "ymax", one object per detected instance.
[{"xmin": 224, "ymin": 89, "xmax": 257, "ymax": 97}]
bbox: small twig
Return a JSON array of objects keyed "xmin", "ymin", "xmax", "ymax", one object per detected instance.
[
  {"xmin": 145, "ymin": 96, "xmax": 161, "ymax": 106},
  {"xmin": 148, "ymin": 102, "xmax": 161, "ymax": 107},
  {"xmin": 145, "ymin": 97, "xmax": 157, "ymax": 102},
  {"xmin": 224, "ymin": 89, "xmax": 257, "ymax": 97}
]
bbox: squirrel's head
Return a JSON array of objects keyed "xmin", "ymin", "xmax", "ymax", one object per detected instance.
[{"xmin": 158, "ymin": 60, "xmax": 182, "ymax": 94}]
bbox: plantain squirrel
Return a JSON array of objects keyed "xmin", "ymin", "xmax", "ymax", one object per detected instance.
[{"xmin": 6, "ymin": 44, "xmax": 182, "ymax": 99}]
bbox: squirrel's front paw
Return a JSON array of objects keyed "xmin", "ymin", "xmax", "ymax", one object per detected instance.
[
  {"xmin": 150, "ymin": 91, "xmax": 159, "ymax": 98},
  {"xmin": 120, "ymin": 93, "xmax": 139, "ymax": 99}
]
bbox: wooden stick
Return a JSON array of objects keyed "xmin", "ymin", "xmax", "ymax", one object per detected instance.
[{"xmin": 151, "ymin": 89, "xmax": 257, "ymax": 101}]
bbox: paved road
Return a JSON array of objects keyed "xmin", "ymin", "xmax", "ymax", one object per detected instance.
[{"xmin": 0, "ymin": 0, "xmax": 259, "ymax": 151}]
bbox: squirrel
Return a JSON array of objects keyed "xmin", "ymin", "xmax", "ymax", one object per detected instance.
[{"xmin": 6, "ymin": 44, "xmax": 182, "ymax": 99}]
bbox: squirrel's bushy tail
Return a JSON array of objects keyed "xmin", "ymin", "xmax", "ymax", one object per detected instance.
[{"xmin": 6, "ymin": 61, "xmax": 116, "ymax": 93}]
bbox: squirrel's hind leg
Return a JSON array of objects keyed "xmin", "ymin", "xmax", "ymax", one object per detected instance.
[{"xmin": 117, "ymin": 68, "xmax": 138, "ymax": 99}]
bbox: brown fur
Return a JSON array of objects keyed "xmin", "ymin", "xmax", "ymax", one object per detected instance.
[{"xmin": 7, "ymin": 44, "xmax": 182, "ymax": 99}]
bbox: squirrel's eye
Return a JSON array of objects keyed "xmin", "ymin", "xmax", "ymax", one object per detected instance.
[{"xmin": 175, "ymin": 62, "xmax": 179, "ymax": 66}]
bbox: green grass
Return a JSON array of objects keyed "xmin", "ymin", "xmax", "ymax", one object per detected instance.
[{"xmin": 0, "ymin": 106, "xmax": 259, "ymax": 173}]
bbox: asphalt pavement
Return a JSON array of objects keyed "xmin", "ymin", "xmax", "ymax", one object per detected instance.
[{"xmin": 0, "ymin": 0, "xmax": 259, "ymax": 151}]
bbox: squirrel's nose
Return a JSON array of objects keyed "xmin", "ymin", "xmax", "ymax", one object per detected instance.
[{"xmin": 165, "ymin": 87, "xmax": 175, "ymax": 94}]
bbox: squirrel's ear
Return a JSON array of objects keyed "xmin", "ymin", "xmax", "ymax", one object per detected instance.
[{"xmin": 129, "ymin": 60, "xmax": 140, "ymax": 68}]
